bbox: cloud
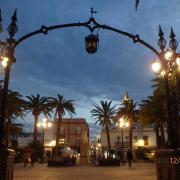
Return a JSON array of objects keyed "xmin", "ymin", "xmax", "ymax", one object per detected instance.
[{"xmin": 2, "ymin": 0, "xmax": 180, "ymax": 125}]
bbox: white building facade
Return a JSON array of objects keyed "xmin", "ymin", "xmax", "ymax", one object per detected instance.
[{"xmin": 99, "ymin": 127, "xmax": 157, "ymax": 151}]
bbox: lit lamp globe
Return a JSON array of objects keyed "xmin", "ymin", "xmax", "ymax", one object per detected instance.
[
  {"xmin": 125, "ymin": 122, "xmax": 129, "ymax": 128},
  {"xmin": 176, "ymin": 57, "xmax": 180, "ymax": 71},
  {"xmin": 176, "ymin": 57, "xmax": 180, "ymax": 66},
  {"xmin": 1, "ymin": 57, "xmax": 9, "ymax": 68},
  {"xmin": 165, "ymin": 50, "xmax": 173, "ymax": 61},
  {"xmin": 47, "ymin": 122, "xmax": 52, "ymax": 128},
  {"xmin": 152, "ymin": 61, "xmax": 161, "ymax": 73},
  {"xmin": 37, "ymin": 122, "xmax": 41, "ymax": 127}
]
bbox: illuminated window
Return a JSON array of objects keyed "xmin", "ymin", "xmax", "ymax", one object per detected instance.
[{"xmin": 143, "ymin": 136, "xmax": 149, "ymax": 146}]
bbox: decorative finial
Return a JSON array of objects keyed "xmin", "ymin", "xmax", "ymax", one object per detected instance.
[
  {"xmin": 7, "ymin": 8, "xmax": 18, "ymax": 37},
  {"xmin": 11, "ymin": 9, "xmax": 17, "ymax": 22},
  {"xmin": 158, "ymin": 25, "xmax": 164, "ymax": 37},
  {"xmin": 90, "ymin": 7, "xmax": 98, "ymax": 18},
  {"xmin": 169, "ymin": 27, "xmax": 178, "ymax": 51},
  {"xmin": 170, "ymin": 27, "xmax": 175, "ymax": 39},
  {"xmin": 157, "ymin": 25, "xmax": 166, "ymax": 51}
]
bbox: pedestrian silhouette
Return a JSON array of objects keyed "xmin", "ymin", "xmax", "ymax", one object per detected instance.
[{"xmin": 126, "ymin": 149, "xmax": 134, "ymax": 167}]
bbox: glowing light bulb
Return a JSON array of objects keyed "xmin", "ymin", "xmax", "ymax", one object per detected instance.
[
  {"xmin": 152, "ymin": 61, "xmax": 161, "ymax": 73},
  {"xmin": 165, "ymin": 50, "xmax": 173, "ymax": 61},
  {"xmin": 1, "ymin": 57, "xmax": 8, "ymax": 68}
]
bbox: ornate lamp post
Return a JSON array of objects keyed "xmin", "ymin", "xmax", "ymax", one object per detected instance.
[
  {"xmin": 116, "ymin": 117, "xmax": 129, "ymax": 162},
  {"xmin": 152, "ymin": 26, "xmax": 180, "ymax": 148},
  {"xmin": 0, "ymin": 10, "xmax": 17, "ymax": 149},
  {"xmin": 37, "ymin": 118, "xmax": 52, "ymax": 149}
]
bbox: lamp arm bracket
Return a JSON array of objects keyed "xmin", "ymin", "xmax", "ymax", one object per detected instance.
[{"xmin": 14, "ymin": 17, "xmax": 159, "ymax": 57}]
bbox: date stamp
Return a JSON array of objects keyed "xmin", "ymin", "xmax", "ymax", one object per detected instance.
[{"xmin": 170, "ymin": 157, "xmax": 180, "ymax": 165}]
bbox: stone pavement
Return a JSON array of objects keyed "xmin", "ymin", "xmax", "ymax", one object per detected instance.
[{"xmin": 14, "ymin": 162, "xmax": 156, "ymax": 180}]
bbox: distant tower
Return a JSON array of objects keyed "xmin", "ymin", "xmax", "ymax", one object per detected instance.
[{"xmin": 122, "ymin": 90, "xmax": 130, "ymax": 103}]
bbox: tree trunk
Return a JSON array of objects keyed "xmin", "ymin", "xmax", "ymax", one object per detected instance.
[
  {"xmin": 160, "ymin": 120, "xmax": 165, "ymax": 148},
  {"xmin": 6, "ymin": 120, "xmax": 10, "ymax": 147},
  {"xmin": 105, "ymin": 120, "xmax": 111, "ymax": 157},
  {"xmin": 155, "ymin": 123, "xmax": 160, "ymax": 147},
  {"xmin": 34, "ymin": 114, "xmax": 38, "ymax": 144},
  {"xmin": 56, "ymin": 113, "xmax": 61, "ymax": 149},
  {"xmin": 129, "ymin": 115, "xmax": 133, "ymax": 150}
]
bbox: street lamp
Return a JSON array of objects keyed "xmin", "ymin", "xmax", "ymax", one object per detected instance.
[
  {"xmin": 85, "ymin": 33, "xmax": 99, "ymax": 54},
  {"xmin": 116, "ymin": 117, "xmax": 129, "ymax": 161},
  {"xmin": 151, "ymin": 26, "xmax": 180, "ymax": 148},
  {"xmin": 0, "ymin": 9, "xmax": 17, "ymax": 149},
  {"xmin": 37, "ymin": 118, "xmax": 52, "ymax": 149}
]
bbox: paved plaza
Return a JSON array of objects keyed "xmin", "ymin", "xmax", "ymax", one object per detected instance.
[{"xmin": 14, "ymin": 162, "xmax": 156, "ymax": 180}]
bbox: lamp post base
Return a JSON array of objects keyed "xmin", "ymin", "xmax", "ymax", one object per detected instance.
[
  {"xmin": 156, "ymin": 149, "xmax": 180, "ymax": 180},
  {"xmin": 0, "ymin": 148, "xmax": 16, "ymax": 180}
]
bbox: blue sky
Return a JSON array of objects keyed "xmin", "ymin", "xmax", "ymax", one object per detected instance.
[{"xmin": 1, "ymin": 0, "xmax": 180, "ymax": 125}]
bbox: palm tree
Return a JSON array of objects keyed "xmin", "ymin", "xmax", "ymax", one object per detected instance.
[
  {"xmin": 139, "ymin": 79, "xmax": 167, "ymax": 148},
  {"xmin": 25, "ymin": 94, "xmax": 52, "ymax": 144},
  {"xmin": 0, "ymin": 90, "xmax": 26, "ymax": 146},
  {"xmin": 91, "ymin": 100, "xmax": 117, "ymax": 157},
  {"xmin": 50, "ymin": 94, "xmax": 76, "ymax": 148},
  {"xmin": 117, "ymin": 92, "xmax": 139, "ymax": 150}
]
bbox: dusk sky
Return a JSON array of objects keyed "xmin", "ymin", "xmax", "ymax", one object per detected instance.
[{"xmin": 1, "ymin": 0, "xmax": 180, "ymax": 124}]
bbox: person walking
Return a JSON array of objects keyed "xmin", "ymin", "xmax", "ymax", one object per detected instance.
[
  {"xmin": 30, "ymin": 152, "xmax": 35, "ymax": 167},
  {"xmin": 23, "ymin": 151, "xmax": 31, "ymax": 167},
  {"xmin": 126, "ymin": 149, "xmax": 134, "ymax": 167}
]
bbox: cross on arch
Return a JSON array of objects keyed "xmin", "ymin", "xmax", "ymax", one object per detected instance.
[{"xmin": 90, "ymin": 7, "xmax": 98, "ymax": 18}]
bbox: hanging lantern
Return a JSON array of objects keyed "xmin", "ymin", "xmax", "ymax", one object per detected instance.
[{"xmin": 85, "ymin": 34, "xmax": 99, "ymax": 54}]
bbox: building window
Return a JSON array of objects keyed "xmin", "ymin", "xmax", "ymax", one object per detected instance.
[
  {"xmin": 143, "ymin": 136, "xmax": 149, "ymax": 146},
  {"xmin": 60, "ymin": 126, "xmax": 65, "ymax": 135},
  {"xmin": 125, "ymin": 136, "xmax": 129, "ymax": 142},
  {"xmin": 97, "ymin": 138, "xmax": 101, "ymax": 143},
  {"xmin": 117, "ymin": 136, "xmax": 121, "ymax": 143},
  {"xmin": 133, "ymin": 136, "xmax": 137, "ymax": 142},
  {"xmin": 76, "ymin": 126, "xmax": 81, "ymax": 134},
  {"xmin": 75, "ymin": 137, "xmax": 81, "ymax": 146}
]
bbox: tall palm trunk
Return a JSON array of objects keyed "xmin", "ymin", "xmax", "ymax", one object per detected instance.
[
  {"xmin": 155, "ymin": 121, "xmax": 160, "ymax": 147},
  {"xmin": 6, "ymin": 120, "xmax": 11, "ymax": 147},
  {"xmin": 129, "ymin": 115, "xmax": 133, "ymax": 150},
  {"xmin": 56, "ymin": 113, "xmax": 62, "ymax": 148},
  {"xmin": 67, "ymin": 118, "xmax": 70, "ymax": 145},
  {"xmin": 34, "ymin": 114, "xmax": 39, "ymax": 144},
  {"xmin": 105, "ymin": 119, "xmax": 111, "ymax": 157},
  {"xmin": 160, "ymin": 120, "xmax": 165, "ymax": 147}
]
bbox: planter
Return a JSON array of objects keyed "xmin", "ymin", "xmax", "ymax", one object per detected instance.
[
  {"xmin": 0, "ymin": 148, "xmax": 16, "ymax": 180},
  {"xmin": 98, "ymin": 159, "xmax": 120, "ymax": 166},
  {"xmin": 156, "ymin": 149, "xmax": 180, "ymax": 180}
]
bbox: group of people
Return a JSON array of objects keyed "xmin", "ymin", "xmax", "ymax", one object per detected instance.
[
  {"xmin": 90, "ymin": 149, "xmax": 134, "ymax": 167},
  {"xmin": 23, "ymin": 151, "xmax": 35, "ymax": 167}
]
